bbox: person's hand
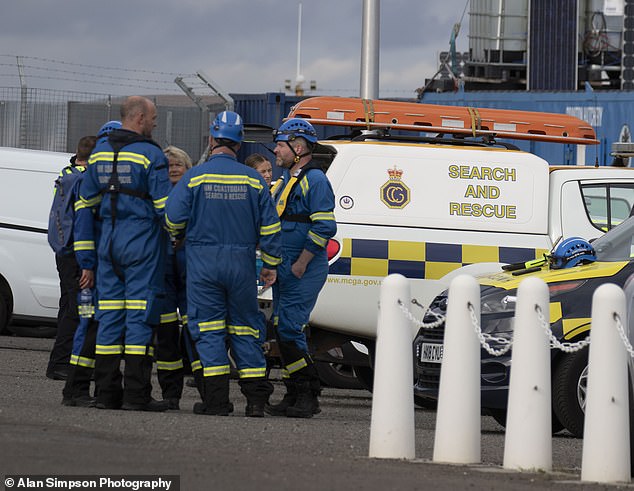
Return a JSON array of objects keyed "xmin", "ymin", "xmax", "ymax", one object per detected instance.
[
  {"xmin": 291, "ymin": 249, "xmax": 314, "ymax": 279},
  {"xmin": 260, "ymin": 267, "xmax": 277, "ymax": 287},
  {"xmin": 79, "ymin": 269, "xmax": 94, "ymax": 289}
]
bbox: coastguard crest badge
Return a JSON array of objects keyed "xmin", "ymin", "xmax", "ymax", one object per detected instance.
[{"xmin": 380, "ymin": 166, "xmax": 410, "ymax": 209}]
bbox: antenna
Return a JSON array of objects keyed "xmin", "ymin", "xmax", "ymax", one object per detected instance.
[{"xmin": 284, "ymin": 2, "xmax": 316, "ymax": 96}]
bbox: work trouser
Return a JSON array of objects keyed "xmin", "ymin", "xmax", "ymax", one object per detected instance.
[
  {"xmin": 272, "ymin": 249, "xmax": 327, "ymax": 381},
  {"xmin": 187, "ymin": 245, "xmax": 270, "ymax": 402},
  {"xmin": 48, "ymin": 252, "xmax": 81, "ymax": 373},
  {"xmin": 63, "ymin": 306, "xmax": 98, "ymax": 400},
  {"xmin": 155, "ymin": 315, "xmax": 184, "ymax": 400},
  {"xmin": 94, "ymin": 223, "xmax": 166, "ymax": 406}
]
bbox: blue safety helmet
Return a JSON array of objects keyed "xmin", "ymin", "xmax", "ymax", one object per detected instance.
[
  {"xmin": 97, "ymin": 120, "xmax": 122, "ymax": 138},
  {"xmin": 549, "ymin": 237, "xmax": 596, "ymax": 269},
  {"xmin": 210, "ymin": 111, "xmax": 244, "ymax": 143},
  {"xmin": 274, "ymin": 118, "xmax": 318, "ymax": 144}
]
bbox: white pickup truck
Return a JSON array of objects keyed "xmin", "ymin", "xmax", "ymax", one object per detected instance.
[{"xmin": 261, "ymin": 96, "xmax": 634, "ymax": 386}]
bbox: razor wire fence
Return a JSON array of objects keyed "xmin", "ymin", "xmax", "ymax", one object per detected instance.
[{"xmin": 0, "ymin": 86, "xmax": 225, "ymax": 162}]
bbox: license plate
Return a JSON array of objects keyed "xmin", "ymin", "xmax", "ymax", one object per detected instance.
[{"xmin": 420, "ymin": 342, "xmax": 444, "ymax": 364}]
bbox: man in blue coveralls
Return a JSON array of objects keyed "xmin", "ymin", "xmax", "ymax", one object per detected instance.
[
  {"xmin": 79, "ymin": 96, "xmax": 172, "ymax": 412},
  {"xmin": 165, "ymin": 111, "xmax": 282, "ymax": 417},
  {"xmin": 266, "ymin": 118, "xmax": 337, "ymax": 418}
]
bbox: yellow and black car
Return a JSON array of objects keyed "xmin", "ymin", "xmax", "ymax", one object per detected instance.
[{"xmin": 414, "ymin": 215, "xmax": 634, "ymax": 437}]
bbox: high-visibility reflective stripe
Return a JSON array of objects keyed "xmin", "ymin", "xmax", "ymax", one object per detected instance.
[
  {"xmin": 181, "ymin": 314, "xmax": 188, "ymax": 325},
  {"xmin": 188, "ymin": 174, "xmax": 263, "ymax": 191},
  {"xmin": 70, "ymin": 354, "xmax": 95, "ymax": 368},
  {"xmin": 124, "ymin": 345, "xmax": 148, "ymax": 356},
  {"xmin": 227, "ymin": 325, "xmax": 259, "ymax": 337},
  {"xmin": 281, "ymin": 369, "xmax": 290, "ymax": 379},
  {"xmin": 154, "ymin": 196, "xmax": 167, "ymax": 209},
  {"xmin": 74, "ymin": 240, "xmax": 95, "ymax": 251},
  {"xmin": 98, "ymin": 300, "xmax": 125, "ymax": 310},
  {"xmin": 89, "ymin": 151, "xmax": 151, "ymax": 169},
  {"xmin": 160, "ymin": 312, "xmax": 179, "ymax": 324},
  {"xmin": 199, "ymin": 319, "xmax": 225, "ymax": 332},
  {"xmin": 74, "ymin": 200, "xmax": 91, "ymax": 212},
  {"xmin": 76, "ymin": 305, "xmax": 95, "ymax": 316},
  {"xmin": 308, "ymin": 230, "xmax": 327, "ymax": 248},
  {"xmin": 286, "ymin": 358, "xmax": 308, "ymax": 374},
  {"xmin": 125, "ymin": 299, "xmax": 147, "ymax": 310},
  {"xmin": 80, "ymin": 195, "xmax": 102, "ymax": 208},
  {"xmin": 157, "ymin": 359, "xmax": 184, "ymax": 371},
  {"xmin": 165, "ymin": 215, "xmax": 186, "ymax": 231},
  {"xmin": 203, "ymin": 365, "xmax": 231, "ymax": 377},
  {"xmin": 95, "ymin": 344, "xmax": 123, "ymax": 355},
  {"xmin": 191, "ymin": 360, "xmax": 202, "ymax": 372},
  {"xmin": 260, "ymin": 222, "xmax": 281, "ymax": 236},
  {"xmin": 299, "ymin": 177, "xmax": 309, "ymax": 196},
  {"xmin": 261, "ymin": 251, "xmax": 281, "ymax": 266},
  {"xmin": 238, "ymin": 367, "xmax": 266, "ymax": 379},
  {"xmin": 310, "ymin": 211, "xmax": 335, "ymax": 221}
]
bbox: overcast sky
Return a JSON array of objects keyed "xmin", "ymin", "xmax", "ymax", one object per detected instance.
[{"xmin": 1, "ymin": 0, "xmax": 470, "ymax": 99}]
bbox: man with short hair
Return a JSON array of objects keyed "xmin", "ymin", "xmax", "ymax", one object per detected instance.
[
  {"xmin": 79, "ymin": 96, "xmax": 172, "ymax": 411},
  {"xmin": 46, "ymin": 135, "xmax": 97, "ymax": 380}
]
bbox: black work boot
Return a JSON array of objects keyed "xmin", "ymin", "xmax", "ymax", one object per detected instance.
[
  {"xmin": 193, "ymin": 375, "xmax": 233, "ymax": 416},
  {"xmin": 286, "ymin": 379, "xmax": 318, "ymax": 418},
  {"xmin": 94, "ymin": 353, "xmax": 123, "ymax": 410},
  {"xmin": 264, "ymin": 379, "xmax": 296, "ymax": 416},
  {"xmin": 241, "ymin": 378, "xmax": 274, "ymax": 418},
  {"xmin": 121, "ymin": 353, "xmax": 168, "ymax": 412}
]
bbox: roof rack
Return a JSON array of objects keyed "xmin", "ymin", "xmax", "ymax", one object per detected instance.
[{"xmin": 287, "ymin": 96, "xmax": 599, "ymax": 145}]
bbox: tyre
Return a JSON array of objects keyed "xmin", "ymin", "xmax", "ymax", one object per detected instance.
[
  {"xmin": 0, "ymin": 290, "xmax": 9, "ymax": 335},
  {"xmin": 414, "ymin": 394, "xmax": 438, "ymax": 410},
  {"xmin": 354, "ymin": 366, "xmax": 374, "ymax": 392},
  {"xmin": 552, "ymin": 347, "xmax": 588, "ymax": 438},
  {"xmin": 315, "ymin": 359, "xmax": 363, "ymax": 389},
  {"xmin": 487, "ymin": 408, "xmax": 564, "ymax": 434}
]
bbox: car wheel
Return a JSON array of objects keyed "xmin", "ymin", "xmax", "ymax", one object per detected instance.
[
  {"xmin": 0, "ymin": 288, "xmax": 11, "ymax": 335},
  {"xmin": 354, "ymin": 366, "xmax": 374, "ymax": 392},
  {"xmin": 315, "ymin": 359, "xmax": 363, "ymax": 389},
  {"xmin": 414, "ymin": 394, "xmax": 438, "ymax": 410},
  {"xmin": 552, "ymin": 347, "xmax": 588, "ymax": 438},
  {"xmin": 487, "ymin": 408, "xmax": 565, "ymax": 434}
]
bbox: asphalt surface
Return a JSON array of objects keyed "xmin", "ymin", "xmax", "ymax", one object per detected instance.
[{"xmin": 1, "ymin": 333, "xmax": 632, "ymax": 490}]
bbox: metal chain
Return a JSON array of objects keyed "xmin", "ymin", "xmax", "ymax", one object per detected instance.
[
  {"xmin": 466, "ymin": 302, "xmax": 513, "ymax": 357},
  {"xmin": 397, "ymin": 299, "xmax": 445, "ymax": 329},
  {"xmin": 613, "ymin": 313, "xmax": 634, "ymax": 359},
  {"xmin": 398, "ymin": 299, "xmax": 634, "ymax": 359},
  {"xmin": 534, "ymin": 305, "xmax": 591, "ymax": 353}
]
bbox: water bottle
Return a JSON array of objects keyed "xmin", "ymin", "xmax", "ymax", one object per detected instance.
[
  {"xmin": 255, "ymin": 250, "xmax": 264, "ymax": 286},
  {"xmin": 79, "ymin": 288, "xmax": 93, "ymax": 318}
]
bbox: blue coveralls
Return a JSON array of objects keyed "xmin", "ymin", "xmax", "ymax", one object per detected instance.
[
  {"xmin": 79, "ymin": 129, "xmax": 171, "ymax": 406},
  {"xmin": 271, "ymin": 162, "xmax": 336, "ymax": 379},
  {"xmin": 62, "ymin": 185, "xmax": 102, "ymax": 401},
  {"xmin": 165, "ymin": 153, "xmax": 281, "ymax": 399}
]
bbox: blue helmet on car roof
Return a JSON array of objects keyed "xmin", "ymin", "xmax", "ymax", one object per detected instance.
[
  {"xmin": 274, "ymin": 118, "xmax": 318, "ymax": 144},
  {"xmin": 549, "ymin": 237, "xmax": 596, "ymax": 269},
  {"xmin": 97, "ymin": 120, "xmax": 121, "ymax": 138},
  {"xmin": 210, "ymin": 111, "xmax": 244, "ymax": 143}
]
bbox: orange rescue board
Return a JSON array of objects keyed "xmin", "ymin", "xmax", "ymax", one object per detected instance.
[{"xmin": 287, "ymin": 96, "xmax": 599, "ymax": 145}]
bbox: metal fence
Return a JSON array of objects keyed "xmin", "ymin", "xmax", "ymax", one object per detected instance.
[{"xmin": 0, "ymin": 87, "xmax": 226, "ymax": 162}]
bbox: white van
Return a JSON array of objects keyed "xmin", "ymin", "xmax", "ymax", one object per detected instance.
[
  {"xmin": 0, "ymin": 147, "xmax": 70, "ymax": 333},
  {"xmin": 257, "ymin": 96, "xmax": 634, "ymax": 379}
]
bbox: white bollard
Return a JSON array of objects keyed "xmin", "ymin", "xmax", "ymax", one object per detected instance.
[
  {"xmin": 433, "ymin": 274, "xmax": 481, "ymax": 464},
  {"xmin": 581, "ymin": 283, "xmax": 630, "ymax": 483},
  {"xmin": 369, "ymin": 273, "xmax": 415, "ymax": 459},
  {"xmin": 503, "ymin": 277, "xmax": 552, "ymax": 472}
]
